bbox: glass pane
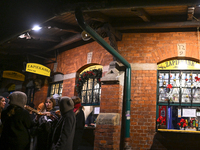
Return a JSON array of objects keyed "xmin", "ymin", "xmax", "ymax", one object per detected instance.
[
  {"xmin": 51, "ymin": 85, "xmax": 55, "ymax": 94},
  {"xmin": 171, "ymin": 88, "xmax": 179, "ymax": 102},
  {"xmin": 159, "ymin": 73, "xmax": 168, "ymax": 87},
  {"xmin": 193, "ymin": 88, "xmax": 200, "ymax": 103},
  {"xmin": 55, "ymin": 88, "xmax": 58, "ymax": 94},
  {"xmin": 159, "ymin": 87, "xmax": 167, "ymax": 102},
  {"xmin": 181, "ymin": 88, "xmax": 191, "ymax": 103}
]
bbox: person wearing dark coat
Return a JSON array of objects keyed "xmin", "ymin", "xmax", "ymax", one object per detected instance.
[
  {"xmin": 0, "ymin": 91, "xmax": 34, "ymax": 150},
  {"xmin": 71, "ymin": 96, "xmax": 85, "ymax": 150},
  {"xmin": 33, "ymin": 97, "xmax": 59, "ymax": 150},
  {"xmin": 51, "ymin": 96, "xmax": 76, "ymax": 150}
]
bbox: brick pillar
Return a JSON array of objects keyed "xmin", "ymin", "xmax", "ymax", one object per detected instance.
[{"xmin": 94, "ymin": 61, "xmax": 124, "ymax": 150}]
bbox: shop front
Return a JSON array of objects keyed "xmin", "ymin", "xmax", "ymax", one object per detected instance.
[{"xmin": 157, "ymin": 59, "xmax": 200, "ymax": 132}]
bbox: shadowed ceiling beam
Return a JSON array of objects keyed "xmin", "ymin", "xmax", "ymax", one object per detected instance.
[
  {"xmin": 114, "ymin": 21, "xmax": 200, "ymax": 30},
  {"xmin": 131, "ymin": 8, "xmax": 151, "ymax": 22},
  {"xmin": 29, "ymin": 32, "xmax": 61, "ymax": 42},
  {"xmin": 45, "ymin": 33, "xmax": 82, "ymax": 52},
  {"xmin": 43, "ymin": 22, "xmax": 82, "ymax": 33}
]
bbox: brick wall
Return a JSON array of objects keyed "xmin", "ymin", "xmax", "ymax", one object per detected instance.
[
  {"xmin": 34, "ymin": 84, "xmax": 48, "ymax": 108},
  {"xmin": 34, "ymin": 31, "xmax": 200, "ymax": 149},
  {"xmin": 118, "ymin": 32, "xmax": 200, "ymax": 149},
  {"xmin": 118, "ymin": 32, "xmax": 199, "ymax": 63},
  {"xmin": 56, "ymin": 38, "xmax": 113, "ymax": 74},
  {"xmin": 62, "ymin": 78, "xmax": 76, "ymax": 97},
  {"xmin": 94, "ymin": 84, "xmax": 123, "ymax": 150}
]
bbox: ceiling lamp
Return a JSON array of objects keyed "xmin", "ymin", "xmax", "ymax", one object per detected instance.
[{"xmin": 32, "ymin": 25, "xmax": 42, "ymax": 31}]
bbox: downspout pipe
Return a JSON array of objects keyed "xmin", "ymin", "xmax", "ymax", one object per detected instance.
[{"xmin": 75, "ymin": 8, "xmax": 131, "ymax": 139}]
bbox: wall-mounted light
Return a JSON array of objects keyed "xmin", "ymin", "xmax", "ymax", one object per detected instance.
[{"xmin": 81, "ymin": 31, "xmax": 91, "ymax": 41}]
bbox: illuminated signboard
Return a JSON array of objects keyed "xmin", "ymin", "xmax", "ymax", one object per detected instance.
[
  {"xmin": 80, "ymin": 65, "xmax": 103, "ymax": 74},
  {"xmin": 3, "ymin": 71, "xmax": 25, "ymax": 81},
  {"xmin": 157, "ymin": 60, "xmax": 200, "ymax": 70},
  {"xmin": 26, "ymin": 63, "xmax": 51, "ymax": 77}
]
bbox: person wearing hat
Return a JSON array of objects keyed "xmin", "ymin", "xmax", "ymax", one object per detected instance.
[
  {"xmin": 0, "ymin": 91, "xmax": 34, "ymax": 150},
  {"xmin": 51, "ymin": 96, "xmax": 76, "ymax": 150},
  {"xmin": 71, "ymin": 96, "xmax": 85, "ymax": 150}
]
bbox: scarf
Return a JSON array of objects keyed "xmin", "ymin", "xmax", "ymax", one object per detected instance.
[{"xmin": 73, "ymin": 103, "xmax": 81, "ymax": 113}]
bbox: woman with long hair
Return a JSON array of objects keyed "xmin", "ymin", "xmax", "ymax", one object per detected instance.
[{"xmin": 33, "ymin": 97, "xmax": 59, "ymax": 150}]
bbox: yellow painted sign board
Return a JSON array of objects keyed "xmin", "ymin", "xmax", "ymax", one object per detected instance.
[
  {"xmin": 157, "ymin": 60, "xmax": 200, "ymax": 70},
  {"xmin": 8, "ymin": 84, "xmax": 15, "ymax": 91},
  {"xmin": 80, "ymin": 65, "xmax": 103, "ymax": 74},
  {"xmin": 26, "ymin": 63, "xmax": 51, "ymax": 77},
  {"xmin": 3, "ymin": 71, "xmax": 25, "ymax": 81}
]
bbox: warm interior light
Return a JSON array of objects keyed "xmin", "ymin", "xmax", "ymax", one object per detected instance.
[
  {"xmin": 178, "ymin": 62, "xmax": 187, "ymax": 69},
  {"xmin": 195, "ymin": 63, "xmax": 200, "ymax": 68},
  {"xmin": 32, "ymin": 25, "xmax": 42, "ymax": 31}
]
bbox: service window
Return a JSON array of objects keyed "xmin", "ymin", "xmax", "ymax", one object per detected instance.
[
  {"xmin": 49, "ymin": 82, "xmax": 63, "ymax": 97},
  {"xmin": 157, "ymin": 60, "xmax": 200, "ymax": 132}
]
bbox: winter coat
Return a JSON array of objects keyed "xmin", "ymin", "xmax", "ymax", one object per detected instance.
[
  {"xmin": 0, "ymin": 104, "xmax": 34, "ymax": 150},
  {"xmin": 51, "ymin": 109, "xmax": 76, "ymax": 150},
  {"xmin": 33, "ymin": 108, "xmax": 59, "ymax": 150},
  {"xmin": 73, "ymin": 108, "xmax": 85, "ymax": 150}
]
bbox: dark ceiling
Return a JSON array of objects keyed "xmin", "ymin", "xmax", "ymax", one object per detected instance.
[{"xmin": 1, "ymin": 0, "xmax": 200, "ymax": 73}]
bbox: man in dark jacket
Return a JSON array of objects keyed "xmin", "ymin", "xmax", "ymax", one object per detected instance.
[
  {"xmin": 0, "ymin": 91, "xmax": 34, "ymax": 150},
  {"xmin": 51, "ymin": 96, "xmax": 76, "ymax": 150}
]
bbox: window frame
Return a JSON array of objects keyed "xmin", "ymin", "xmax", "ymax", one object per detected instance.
[{"xmin": 48, "ymin": 81, "xmax": 63, "ymax": 97}]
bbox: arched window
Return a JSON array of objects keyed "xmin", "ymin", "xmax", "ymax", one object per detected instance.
[{"xmin": 76, "ymin": 69, "xmax": 102, "ymax": 106}]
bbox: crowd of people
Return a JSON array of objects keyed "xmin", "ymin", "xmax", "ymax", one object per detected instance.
[{"xmin": 0, "ymin": 91, "xmax": 85, "ymax": 150}]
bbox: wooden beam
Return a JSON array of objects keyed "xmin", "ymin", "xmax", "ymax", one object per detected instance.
[
  {"xmin": 42, "ymin": 21, "xmax": 81, "ymax": 33},
  {"xmin": 45, "ymin": 33, "xmax": 82, "ymax": 52},
  {"xmin": 84, "ymin": 12, "xmax": 110, "ymax": 23},
  {"xmin": 114, "ymin": 21, "xmax": 200, "ymax": 30},
  {"xmin": 29, "ymin": 32, "xmax": 61, "ymax": 43},
  {"xmin": 3, "ymin": 42, "xmax": 43, "ymax": 49},
  {"xmin": 131, "ymin": 8, "xmax": 151, "ymax": 22}
]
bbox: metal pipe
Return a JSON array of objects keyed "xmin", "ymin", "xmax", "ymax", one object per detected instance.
[{"xmin": 75, "ymin": 7, "xmax": 131, "ymax": 138}]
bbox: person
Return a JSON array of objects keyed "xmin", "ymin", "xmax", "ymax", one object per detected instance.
[
  {"xmin": 51, "ymin": 96, "xmax": 76, "ymax": 150},
  {"xmin": 1, "ymin": 92, "xmax": 10, "ymax": 110},
  {"xmin": 85, "ymin": 111, "xmax": 97, "ymax": 127},
  {"xmin": 37, "ymin": 102, "xmax": 45, "ymax": 112},
  {"xmin": 0, "ymin": 96, "xmax": 6, "ymax": 135},
  {"xmin": 71, "ymin": 96, "xmax": 85, "ymax": 150},
  {"xmin": 0, "ymin": 91, "xmax": 34, "ymax": 150},
  {"xmin": 33, "ymin": 97, "xmax": 59, "ymax": 150},
  {"xmin": 53, "ymin": 93, "xmax": 61, "ymax": 111}
]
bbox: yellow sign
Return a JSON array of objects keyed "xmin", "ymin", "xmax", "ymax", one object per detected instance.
[
  {"xmin": 26, "ymin": 63, "xmax": 51, "ymax": 77},
  {"xmin": 80, "ymin": 65, "xmax": 103, "ymax": 74},
  {"xmin": 157, "ymin": 60, "xmax": 200, "ymax": 70},
  {"xmin": 8, "ymin": 84, "xmax": 15, "ymax": 91},
  {"xmin": 3, "ymin": 71, "xmax": 25, "ymax": 81}
]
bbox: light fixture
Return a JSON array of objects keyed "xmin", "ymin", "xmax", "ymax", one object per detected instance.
[
  {"xmin": 81, "ymin": 31, "xmax": 91, "ymax": 41},
  {"xmin": 32, "ymin": 25, "xmax": 42, "ymax": 31}
]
